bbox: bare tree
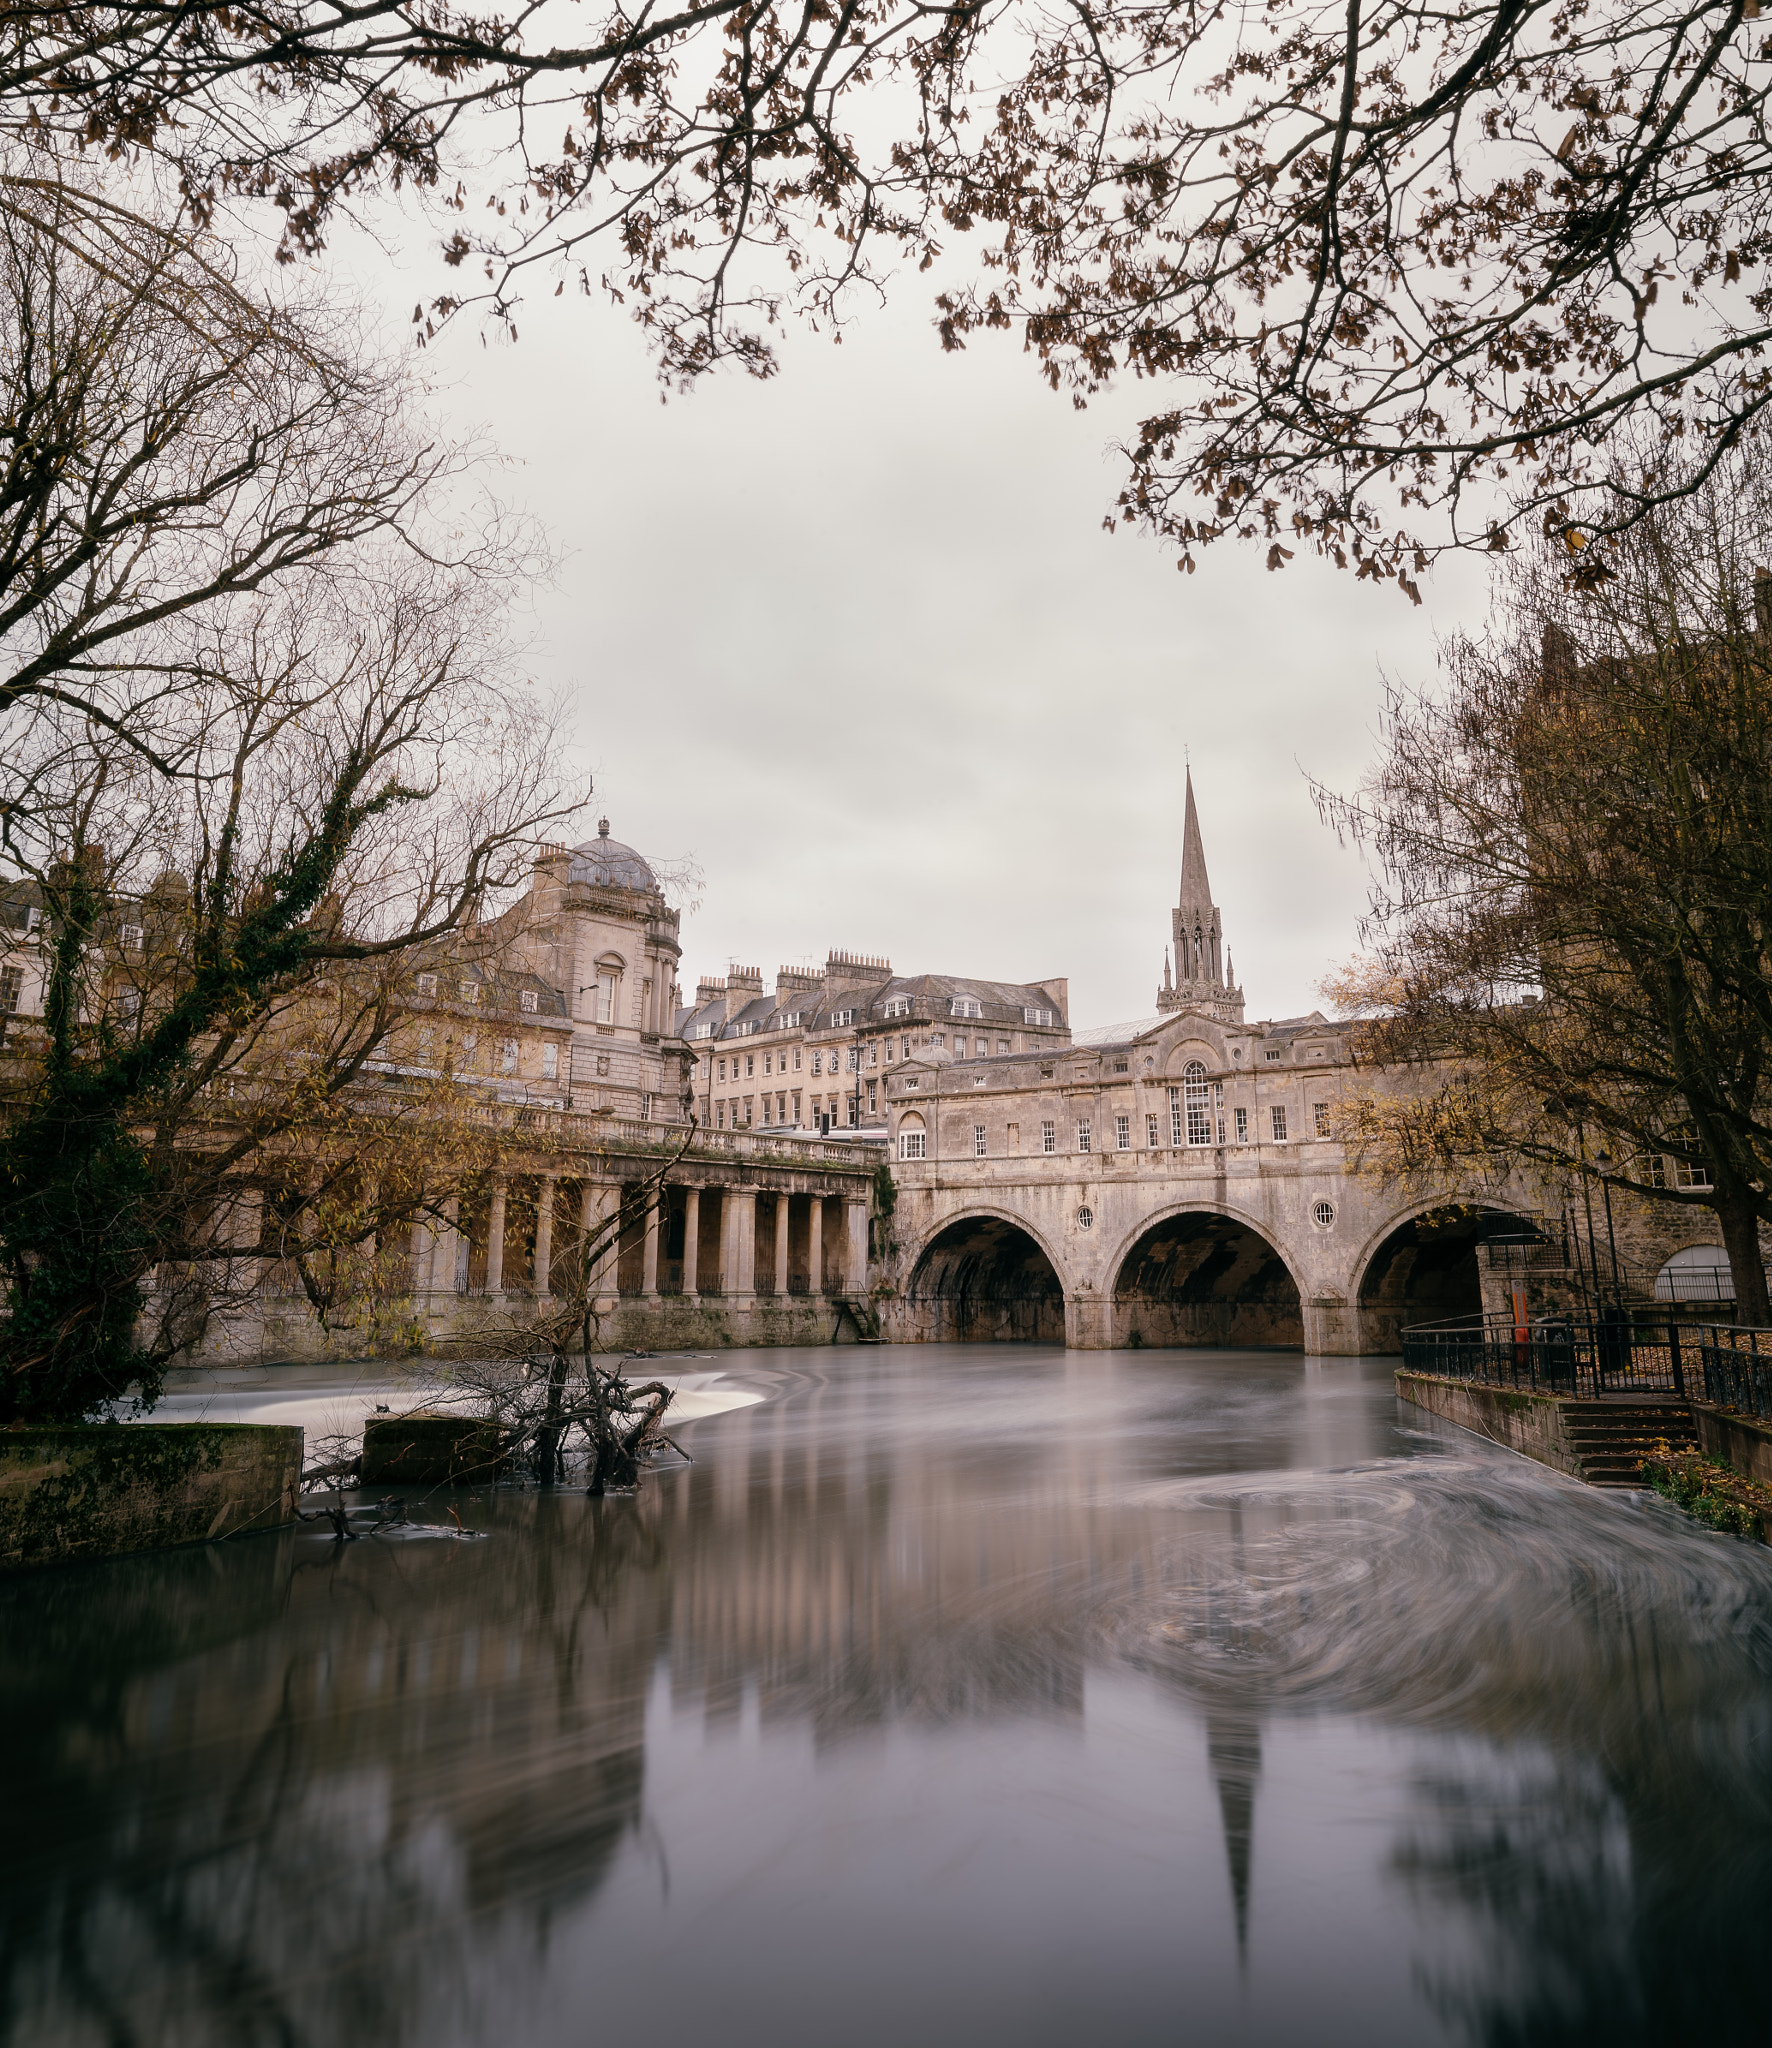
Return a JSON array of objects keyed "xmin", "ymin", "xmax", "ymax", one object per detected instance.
[
  {"xmin": 1321, "ymin": 446, "xmax": 1772, "ymax": 1319},
  {"xmin": 1, "ymin": 4, "xmax": 1769, "ymax": 578},
  {"xmin": 0, "ymin": 183, "xmax": 589, "ymax": 1423}
]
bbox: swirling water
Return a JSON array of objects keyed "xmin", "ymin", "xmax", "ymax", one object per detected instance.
[{"xmin": 5, "ymin": 1346, "xmax": 1772, "ymax": 2047}]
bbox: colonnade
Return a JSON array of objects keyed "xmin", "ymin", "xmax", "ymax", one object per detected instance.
[{"xmin": 410, "ymin": 1174, "xmax": 870, "ymax": 1306}]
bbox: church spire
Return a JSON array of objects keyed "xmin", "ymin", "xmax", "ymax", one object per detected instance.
[
  {"xmin": 1156, "ymin": 764, "xmax": 1244, "ymax": 1022},
  {"xmin": 1179, "ymin": 765, "xmax": 1212, "ymax": 911}
]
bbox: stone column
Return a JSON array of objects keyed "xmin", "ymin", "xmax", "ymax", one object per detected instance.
[
  {"xmin": 485, "ymin": 1175, "xmax": 508, "ymax": 1293},
  {"xmin": 773, "ymin": 1194, "xmax": 790, "ymax": 1296},
  {"xmin": 411, "ymin": 1206, "xmax": 435, "ymax": 1296},
  {"xmin": 358, "ymin": 1177, "xmax": 378, "ymax": 1271},
  {"xmin": 532, "ymin": 1175, "xmax": 556, "ymax": 1296},
  {"xmin": 641, "ymin": 1191, "xmax": 660, "ymax": 1297},
  {"xmin": 682, "ymin": 1187, "xmax": 701, "ymax": 1294},
  {"xmin": 843, "ymin": 1197, "xmax": 868, "ymax": 1296},
  {"xmin": 229, "ymin": 1184, "xmax": 264, "ymax": 1285},
  {"xmin": 808, "ymin": 1195, "xmax": 824, "ymax": 1294},
  {"xmin": 432, "ymin": 1197, "xmax": 462, "ymax": 1293},
  {"xmin": 728, "ymin": 1188, "xmax": 757, "ymax": 1303},
  {"xmin": 587, "ymin": 1184, "xmax": 620, "ymax": 1307}
]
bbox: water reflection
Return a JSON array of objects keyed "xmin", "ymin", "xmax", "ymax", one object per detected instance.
[{"xmin": 3, "ymin": 1347, "xmax": 1771, "ymax": 2047}]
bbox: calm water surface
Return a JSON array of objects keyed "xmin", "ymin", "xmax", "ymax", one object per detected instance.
[{"xmin": 6, "ymin": 1345, "xmax": 1772, "ymax": 2047}]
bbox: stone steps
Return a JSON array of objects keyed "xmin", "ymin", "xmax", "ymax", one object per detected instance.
[{"xmin": 1562, "ymin": 1402, "xmax": 1697, "ymax": 1488}]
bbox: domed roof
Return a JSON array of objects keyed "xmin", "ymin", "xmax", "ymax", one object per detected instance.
[{"xmin": 570, "ymin": 818, "xmax": 657, "ymax": 894}]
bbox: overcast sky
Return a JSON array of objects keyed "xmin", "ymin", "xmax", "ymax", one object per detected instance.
[{"xmin": 337, "ymin": 227, "xmax": 1493, "ymax": 1030}]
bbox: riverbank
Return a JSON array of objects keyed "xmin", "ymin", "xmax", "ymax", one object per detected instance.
[
  {"xmin": 0, "ymin": 1422, "xmax": 301, "ymax": 1571},
  {"xmin": 1396, "ymin": 1369, "xmax": 1772, "ymax": 1540}
]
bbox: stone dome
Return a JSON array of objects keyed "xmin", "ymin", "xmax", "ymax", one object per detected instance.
[{"xmin": 570, "ymin": 818, "xmax": 657, "ymax": 894}]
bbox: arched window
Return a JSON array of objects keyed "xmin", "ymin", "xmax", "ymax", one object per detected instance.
[
  {"xmin": 1183, "ymin": 1059, "xmax": 1212, "ymax": 1145},
  {"xmin": 897, "ymin": 1113, "xmax": 927, "ymax": 1161}
]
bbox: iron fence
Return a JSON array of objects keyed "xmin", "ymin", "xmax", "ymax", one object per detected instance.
[
  {"xmin": 1401, "ymin": 1308, "xmax": 1697, "ymax": 1400},
  {"xmin": 1695, "ymin": 1326, "xmax": 1772, "ymax": 1421}
]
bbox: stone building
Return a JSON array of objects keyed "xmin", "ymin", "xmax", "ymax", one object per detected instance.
[
  {"xmin": 877, "ymin": 774, "xmax": 1746, "ymax": 1351},
  {"xmin": 678, "ymin": 954, "xmax": 1071, "ymax": 1136},
  {"xmin": 6, "ymin": 790, "xmax": 1754, "ymax": 1367}
]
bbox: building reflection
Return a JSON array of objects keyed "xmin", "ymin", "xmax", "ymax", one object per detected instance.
[{"xmin": 2, "ymin": 1353, "xmax": 1771, "ymax": 2044}]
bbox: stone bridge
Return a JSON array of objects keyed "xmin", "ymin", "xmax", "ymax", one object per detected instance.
[{"xmin": 875, "ymin": 1009, "xmax": 1549, "ymax": 1355}]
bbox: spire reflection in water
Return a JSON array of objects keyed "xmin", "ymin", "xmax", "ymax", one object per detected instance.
[{"xmin": 3, "ymin": 1344, "xmax": 1771, "ymax": 2048}]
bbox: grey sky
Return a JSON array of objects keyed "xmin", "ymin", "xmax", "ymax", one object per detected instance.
[{"xmin": 340, "ymin": 232, "xmax": 1492, "ymax": 1030}]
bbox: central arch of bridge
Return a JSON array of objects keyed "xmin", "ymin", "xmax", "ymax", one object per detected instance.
[
  {"xmin": 1111, "ymin": 1211, "xmax": 1303, "ymax": 1349},
  {"xmin": 902, "ymin": 1213, "xmax": 1066, "ymax": 1343}
]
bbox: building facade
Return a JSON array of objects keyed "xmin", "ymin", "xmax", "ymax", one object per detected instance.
[
  {"xmin": 6, "ymin": 791, "xmax": 1748, "ymax": 1366},
  {"xmin": 678, "ymin": 956, "xmax": 1071, "ymax": 1136},
  {"xmin": 875, "ymin": 776, "xmax": 1743, "ymax": 1352}
]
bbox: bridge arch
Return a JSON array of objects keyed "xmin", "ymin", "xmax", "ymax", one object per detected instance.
[
  {"xmin": 1352, "ymin": 1199, "xmax": 1544, "ymax": 1352},
  {"xmin": 1108, "ymin": 1203, "xmax": 1305, "ymax": 1351},
  {"xmin": 900, "ymin": 1206, "xmax": 1068, "ymax": 1343}
]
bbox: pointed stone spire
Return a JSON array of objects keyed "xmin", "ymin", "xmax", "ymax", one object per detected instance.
[
  {"xmin": 1163, "ymin": 948, "xmax": 1173, "ymax": 992},
  {"xmin": 1156, "ymin": 763, "xmax": 1244, "ymax": 1022},
  {"xmin": 1179, "ymin": 765, "xmax": 1212, "ymax": 914}
]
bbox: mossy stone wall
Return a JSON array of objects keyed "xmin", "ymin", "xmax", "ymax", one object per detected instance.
[
  {"xmin": 1393, "ymin": 1372, "xmax": 1582, "ymax": 1476},
  {"xmin": 1691, "ymin": 1401, "xmax": 1772, "ymax": 1489},
  {"xmin": 0, "ymin": 1424, "xmax": 302, "ymax": 1572},
  {"xmin": 361, "ymin": 1411, "xmax": 505, "ymax": 1486}
]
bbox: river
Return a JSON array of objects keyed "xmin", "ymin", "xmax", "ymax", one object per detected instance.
[{"xmin": 4, "ymin": 1344, "xmax": 1772, "ymax": 2046}]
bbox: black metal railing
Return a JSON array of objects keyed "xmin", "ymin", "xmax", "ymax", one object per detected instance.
[
  {"xmin": 1401, "ymin": 1307, "xmax": 1698, "ymax": 1400},
  {"xmin": 1695, "ymin": 1326, "xmax": 1772, "ymax": 1421},
  {"xmin": 786, "ymin": 1273, "xmax": 811, "ymax": 1295}
]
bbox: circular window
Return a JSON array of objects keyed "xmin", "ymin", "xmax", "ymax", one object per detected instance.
[
  {"xmin": 1312, "ymin": 1200, "xmax": 1336, "ymax": 1228},
  {"xmin": 1077, "ymin": 1207, "xmax": 1094, "ymax": 1230}
]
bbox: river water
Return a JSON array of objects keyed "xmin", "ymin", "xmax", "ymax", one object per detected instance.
[{"xmin": 5, "ymin": 1345, "xmax": 1772, "ymax": 2047}]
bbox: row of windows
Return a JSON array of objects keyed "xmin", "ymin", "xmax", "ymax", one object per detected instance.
[
  {"xmin": 712, "ymin": 1030, "xmax": 1013, "ymax": 1086},
  {"xmin": 409, "ymin": 1028, "xmax": 560, "ymax": 1079},
  {"xmin": 717, "ymin": 1092, "xmax": 859, "ymax": 1131},
  {"xmin": 414, "ymin": 970, "xmax": 550, "ymax": 1017},
  {"xmin": 902, "ymin": 1100, "xmax": 1331, "ymax": 1160}
]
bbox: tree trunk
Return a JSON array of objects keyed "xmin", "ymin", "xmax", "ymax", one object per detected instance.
[
  {"xmin": 534, "ymin": 1350, "xmax": 568, "ymax": 1484},
  {"xmin": 1717, "ymin": 1190, "xmax": 1771, "ymax": 1326}
]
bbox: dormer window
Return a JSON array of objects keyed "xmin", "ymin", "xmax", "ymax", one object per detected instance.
[
  {"xmin": 460, "ymin": 980, "xmax": 480, "ymax": 1004},
  {"xmin": 520, "ymin": 989, "xmax": 538, "ymax": 1013},
  {"xmin": 119, "ymin": 923, "xmax": 144, "ymax": 952},
  {"xmin": 417, "ymin": 972, "xmax": 438, "ymax": 998},
  {"xmin": 950, "ymin": 997, "xmax": 982, "ymax": 1018},
  {"xmin": 1023, "ymin": 1006, "xmax": 1054, "ymax": 1026},
  {"xmin": 831, "ymin": 1008, "xmax": 854, "ymax": 1027},
  {"xmin": 883, "ymin": 996, "xmax": 911, "ymax": 1018}
]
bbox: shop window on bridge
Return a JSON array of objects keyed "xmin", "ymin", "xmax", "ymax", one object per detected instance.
[{"xmin": 898, "ymin": 1119, "xmax": 927, "ymax": 1160}]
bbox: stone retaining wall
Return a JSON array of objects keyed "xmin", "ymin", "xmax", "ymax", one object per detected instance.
[
  {"xmin": 191, "ymin": 1289, "xmax": 866, "ymax": 1364},
  {"xmin": 1690, "ymin": 1402, "xmax": 1772, "ymax": 1489},
  {"xmin": 0, "ymin": 1424, "xmax": 303, "ymax": 1571},
  {"xmin": 1393, "ymin": 1372, "xmax": 1583, "ymax": 1477}
]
